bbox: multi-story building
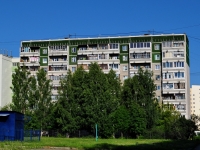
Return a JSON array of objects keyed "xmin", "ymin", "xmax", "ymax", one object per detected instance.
[
  {"xmin": 0, "ymin": 54, "xmax": 14, "ymax": 108},
  {"xmin": 20, "ymin": 34, "xmax": 190, "ymax": 118},
  {"xmin": 0, "ymin": 54, "xmax": 20, "ymax": 109},
  {"xmin": 190, "ymin": 85, "xmax": 200, "ymax": 115}
]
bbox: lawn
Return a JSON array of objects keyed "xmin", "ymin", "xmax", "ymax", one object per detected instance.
[{"xmin": 0, "ymin": 137, "xmax": 200, "ymax": 150}]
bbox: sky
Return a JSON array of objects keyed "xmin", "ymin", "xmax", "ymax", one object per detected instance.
[{"xmin": 0, "ymin": 0, "xmax": 200, "ymax": 86}]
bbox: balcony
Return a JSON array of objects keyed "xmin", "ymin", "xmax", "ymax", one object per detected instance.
[
  {"xmin": 130, "ymin": 53, "xmax": 151, "ymax": 63},
  {"xmin": 20, "ymin": 49, "xmax": 39, "ymax": 57},
  {"xmin": 20, "ymin": 57, "xmax": 40, "ymax": 66},
  {"xmin": 49, "ymin": 50, "xmax": 67, "ymax": 56},
  {"xmin": 162, "ymin": 94, "xmax": 185, "ymax": 102},
  {"xmin": 49, "ymin": 57, "xmax": 67, "ymax": 66},
  {"xmin": 77, "ymin": 54, "xmax": 119, "ymax": 64},
  {"xmin": 162, "ymin": 51, "xmax": 185, "ymax": 61},
  {"xmin": 78, "ymin": 44, "xmax": 119, "ymax": 54},
  {"xmin": 48, "ymin": 65, "xmax": 67, "ymax": 74},
  {"xmin": 29, "ymin": 66, "xmax": 39, "ymax": 74},
  {"xmin": 162, "ymin": 41, "xmax": 184, "ymax": 48},
  {"xmin": 130, "ymin": 63, "xmax": 151, "ymax": 71}
]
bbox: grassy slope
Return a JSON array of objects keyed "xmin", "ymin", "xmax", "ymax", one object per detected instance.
[{"xmin": 0, "ymin": 137, "xmax": 200, "ymax": 150}]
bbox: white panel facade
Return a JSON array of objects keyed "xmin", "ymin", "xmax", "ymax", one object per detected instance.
[{"xmin": 0, "ymin": 55, "xmax": 12, "ymax": 108}]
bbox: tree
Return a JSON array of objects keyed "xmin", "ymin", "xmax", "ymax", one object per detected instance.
[
  {"xmin": 54, "ymin": 70, "xmax": 78, "ymax": 136},
  {"xmin": 129, "ymin": 102, "xmax": 147, "ymax": 138},
  {"xmin": 10, "ymin": 64, "xmax": 31, "ymax": 114},
  {"xmin": 70, "ymin": 66, "xmax": 88, "ymax": 131},
  {"xmin": 34, "ymin": 68, "xmax": 53, "ymax": 131},
  {"xmin": 112, "ymin": 106, "xmax": 130, "ymax": 138},
  {"xmin": 83, "ymin": 63, "xmax": 117, "ymax": 138},
  {"xmin": 121, "ymin": 68, "xmax": 159, "ymax": 129}
]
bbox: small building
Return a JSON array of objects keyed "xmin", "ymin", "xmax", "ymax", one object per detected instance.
[{"xmin": 0, "ymin": 111, "xmax": 24, "ymax": 141}]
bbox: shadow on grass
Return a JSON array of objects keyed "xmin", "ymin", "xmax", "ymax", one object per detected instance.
[{"xmin": 84, "ymin": 140, "xmax": 200, "ymax": 150}]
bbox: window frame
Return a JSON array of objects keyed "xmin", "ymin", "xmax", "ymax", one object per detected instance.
[
  {"xmin": 123, "ymin": 66, "xmax": 128, "ymax": 71},
  {"xmin": 154, "ymin": 44, "xmax": 160, "ymax": 50},
  {"xmin": 71, "ymin": 57, "xmax": 77, "ymax": 63},
  {"xmin": 43, "ymin": 49, "xmax": 47, "ymax": 54},
  {"xmin": 155, "ymin": 65, "xmax": 160, "ymax": 70},
  {"xmin": 43, "ymin": 58, "xmax": 47, "ymax": 64}
]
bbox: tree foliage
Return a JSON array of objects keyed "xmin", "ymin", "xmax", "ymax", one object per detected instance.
[
  {"xmin": 122, "ymin": 68, "xmax": 159, "ymax": 129},
  {"xmin": 11, "ymin": 65, "xmax": 31, "ymax": 114},
  {"xmin": 10, "ymin": 66, "xmax": 52, "ymax": 130},
  {"xmin": 8, "ymin": 64, "xmax": 197, "ymax": 139}
]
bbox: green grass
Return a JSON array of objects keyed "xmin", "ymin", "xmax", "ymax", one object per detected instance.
[{"xmin": 0, "ymin": 137, "xmax": 200, "ymax": 150}]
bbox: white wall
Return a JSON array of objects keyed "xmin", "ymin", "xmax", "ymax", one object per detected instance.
[
  {"xmin": 190, "ymin": 85, "xmax": 200, "ymax": 115},
  {"xmin": 0, "ymin": 55, "xmax": 12, "ymax": 108}
]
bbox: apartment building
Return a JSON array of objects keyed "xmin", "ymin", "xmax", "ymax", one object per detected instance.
[
  {"xmin": 20, "ymin": 34, "xmax": 190, "ymax": 118},
  {"xmin": 190, "ymin": 85, "xmax": 200, "ymax": 115},
  {"xmin": 0, "ymin": 54, "xmax": 12, "ymax": 108}
]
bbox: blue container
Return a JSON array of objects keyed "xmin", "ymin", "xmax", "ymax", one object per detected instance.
[{"xmin": 0, "ymin": 111, "xmax": 24, "ymax": 141}]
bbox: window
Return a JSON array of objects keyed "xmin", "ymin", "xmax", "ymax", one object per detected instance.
[
  {"xmin": 123, "ymin": 56, "xmax": 128, "ymax": 61},
  {"xmin": 122, "ymin": 45, "xmax": 128, "ymax": 51},
  {"xmin": 123, "ymin": 76, "xmax": 128, "ymax": 81},
  {"xmin": 71, "ymin": 57, "xmax": 76, "ymax": 63},
  {"xmin": 154, "ymin": 44, "xmax": 160, "ymax": 50},
  {"xmin": 173, "ymin": 42, "xmax": 184, "ymax": 47},
  {"xmin": 43, "ymin": 58, "xmax": 47, "ymax": 63},
  {"xmin": 156, "ymin": 85, "xmax": 160, "ymax": 90},
  {"xmin": 174, "ymin": 62, "xmax": 184, "ymax": 68},
  {"xmin": 174, "ymin": 72, "xmax": 184, "ymax": 78},
  {"xmin": 131, "ymin": 52, "xmax": 150, "ymax": 59},
  {"xmin": 155, "ymin": 65, "xmax": 160, "ymax": 70},
  {"xmin": 72, "ymin": 67, "xmax": 76, "ymax": 73},
  {"xmin": 163, "ymin": 83, "xmax": 174, "ymax": 89},
  {"xmin": 193, "ymin": 102, "xmax": 195, "ymax": 104},
  {"xmin": 110, "ymin": 43, "xmax": 118, "ymax": 49},
  {"xmin": 156, "ymin": 75, "xmax": 160, "ymax": 80},
  {"xmin": 130, "ymin": 42, "xmax": 150, "ymax": 48},
  {"xmin": 154, "ymin": 54, "xmax": 160, "ymax": 60},
  {"xmin": 109, "ymin": 64, "xmax": 119, "ymax": 70},
  {"xmin": 13, "ymin": 63, "xmax": 19, "ymax": 66},
  {"xmin": 163, "ymin": 62, "xmax": 173, "ymax": 68},
  {"xmin": 43, "ymin": 49, "xmax": 47, "ymax": 54},
  {"xmin": 99, "ymin": 54, "xmax": 107, "ymax": 59},
  {"xmin": 71, "ymin": 47, "xmax": 76, "ymax": 53},
  {"xmin": 163, "ymin": 72, "xmax": 173, "ymax": 79},
  {"xmin": 53, "ymin": 58, "xmax": 58, "ymax": 61},
  {"xmin": 162, "ymin": 52, "xmax": 165, "ymax": 58},
  {"xmin": 174, "ymin": 51, "xmax": 184, "ymax": 57},
  {"xmin": 123, "ymin": 66, "xmax": 128, "ymax": 71},
  {"xmin": 162, "ymin": 41, "xmax": 172, "ymax": 47}
]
